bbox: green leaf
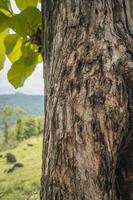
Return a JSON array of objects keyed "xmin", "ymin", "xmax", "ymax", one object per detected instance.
[
  {"xmin": 8, "ymin": 57, "xmax": 37, "ymax": 88},
  {"xmin": 37, "ymin": 54, "xmax": 42, "ymax": 63},
  {"xmin": 7, "ymin": 15, "xmax": 28, "ymax": 38},
  {"xmin": 15, "ymin": 0, "xmax": 38, "ymax": 11},
  {"xmin": 4, "ymin": 34, "xmax": 23, "ymax": 62},
  {"xmin": 0, "ymin": 0, "xmax": 12, "ymax": 16},
  {"xmin": 22, "ymin": 43, "xmax": 38, "ymax": 65},
  {"xmin": 0, "ymin": 11, "xmax": 9, "ymax": 32},
  {"xmin": 8, "ymin": 7, "xmax": 41, "ymax": 38},
  {"xmin": 0, "ymin": 0, "xmax": 11, "ymax": 11},
  {"xmin": 8, "ymin": 43, "xmax": 38, "ymax": 88},
  {"xmin": 0, "ymin": 29, "xmax": 8, "ymax": 70},
  {"xmin": 21, "ymin": 42, "xmax": 42, "ymax": 64}
]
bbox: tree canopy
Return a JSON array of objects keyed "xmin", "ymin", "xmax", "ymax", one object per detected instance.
[{"xmin": 0, "ymin": 0, "xmax": 42, "ymax": 88}]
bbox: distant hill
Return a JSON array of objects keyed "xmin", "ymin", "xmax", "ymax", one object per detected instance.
[{"xmin": 0, "ymin": 93, "xmax": 44, "ymax": 116}]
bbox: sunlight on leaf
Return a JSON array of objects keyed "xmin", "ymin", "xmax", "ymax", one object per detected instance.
[
  {"xmin": 4, "ymin": 34, "xmax": 23, "ymax": 62},
  {"xmin": 8, "ymin": 43, "xmax": 39, "ymax": 88},
  {"xmin": 15, "ymin": 0, "xmax": 38, "ymax": 11},
  {"xmin": 37, "ymin": 54, "xmax": 42, "ymax": 63},
  {"xmin": 8, "ymin": 7, "xmax": 41, "ymax": 38},
  {"xmin": 0, "ymin": 0, "xmax": 12, "ymax": 16},
  {"xmin": 0, "ymin": 0, "xmax": 42, "ymax": 88},
  {"xmin": 8, "ymin": 57, "xmax": 37, "ymax": 88},
  {"xmin": 0, "ymin": 29, "xmax": 8, "ymax": 70}
]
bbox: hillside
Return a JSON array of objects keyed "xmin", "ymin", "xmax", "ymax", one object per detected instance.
[
  {"xmin": 0, "ymin": 136, "xmax": 42, "ymax": 200},
  {"xmin": 0, "ymin": 93, "xmax": 44, "ymax": 116}
]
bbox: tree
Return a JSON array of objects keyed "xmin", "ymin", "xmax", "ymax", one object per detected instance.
[
  {"xmin": 22, "ymin": 115, "xmax": 38, "ymax": 139},
  {"xmin": 1, "ymin": 0, "xmax": 133, "ymax": 199},
  {"xmin": 15, "ymin": 106, "xmax": 25, "ymax": 140},
  {"xmin": 40, "ymin": 1, "xmax": 133, "ymax": 200},
  {"xmin": 0, "ymin": 105, "xmax": 13, "ymax": 142}
]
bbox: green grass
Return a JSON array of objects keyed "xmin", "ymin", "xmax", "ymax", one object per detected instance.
[{"xmin": 0, "ymin": 136, "xmax": 42, "ymax": 200}]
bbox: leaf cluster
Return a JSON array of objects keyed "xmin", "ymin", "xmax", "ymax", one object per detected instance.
[{"xmin": 0, "ymin": 0, "xmax": 42, "ymax": 88}]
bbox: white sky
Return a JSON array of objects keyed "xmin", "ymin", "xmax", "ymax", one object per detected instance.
[
  {"xmin": 0, "ymin": 0, "xmax": 44, "ymax": 95},
  {"xmin": 0, "ymin": 58, "xmax": 44, "ymax": 95}
]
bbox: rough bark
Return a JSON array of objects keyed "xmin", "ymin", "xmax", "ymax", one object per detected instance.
[{"xmin": 41, "ymin": 0, "xmax": 133, "ymax": 199}]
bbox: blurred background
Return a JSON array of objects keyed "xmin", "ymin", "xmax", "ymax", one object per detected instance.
[{"xmin": 0, "ymin": 1, "xmax": 44, "ymax": 200}]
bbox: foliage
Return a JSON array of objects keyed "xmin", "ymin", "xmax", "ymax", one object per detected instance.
[
  {"xmin": 16, "ymin": 118, "xmax": 22, "ymax": 141},
  {"xmin": 0, "ymin": 104, "xmax": 44, "ymax": 143},
  {"xmin": 0, "ymin": 115, "xmax": 44, "ymax": 150},
  {"xmin": 0, "ymin": 105, "xmax": 14, "ymax": 142},
  {"xmin": 0, "ymin": 105, "xmax": 14, "ymax": 118},
  {"xmin": 0, "ymin": 105, "xmax": 25, "ymax": 142},
  {"xmin": 0, "ymin": 0, "xmax": 42, "ymax": 88},
  {"xmin": 15, "ymin": 107, "xmax": 25, "ymax": 141},
  {"xmin": 36, "ymin": 116, "xmax": 44, "ymax": 134},
  {"xmin": 0, "ymin": 93, "xmax": 44, "ymax": 127},
  {"xmin": 23, "ymin": 116, "xmax": 37, "ymax": 138},
  {"xmin": 17, "ymin": 115, "xmax": 44, "ymax": 140},
  {"xmin": 15, "ymin": 106, "xmax": 25, "ymax": 117},
  {"xmin": 0, "ymin": 136, "xmax": 42, "ymax": 200},
  {"xmin": 15, "ymin": 0, "xmax": 38, "ymax": 11}
]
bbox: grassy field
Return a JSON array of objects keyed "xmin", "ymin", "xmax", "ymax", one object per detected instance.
[{"xmin": 0, "ymin": 136, "xmax": 42, "ymax": 200}]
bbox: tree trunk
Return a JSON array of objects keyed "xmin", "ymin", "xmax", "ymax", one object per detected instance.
[{"xmin": 41, "ymin": 1, "xmax": 133, "ymax": 199}]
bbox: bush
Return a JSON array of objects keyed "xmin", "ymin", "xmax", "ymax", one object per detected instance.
[
  {"xmin": 36, "ymin": 116, "xmax": 44, "ymax": 135},
  {"xmin": 23, "ymin": 116, "xmax": 37, "ymax": 139},
  {"xmin": 15, "ymin": 115, "xmax": 44, "ymax": 140}
]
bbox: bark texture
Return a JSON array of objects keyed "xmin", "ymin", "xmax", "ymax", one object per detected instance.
[{"xmin": 41, "ymin": 1, "xmax": 133, "ymax": 199}]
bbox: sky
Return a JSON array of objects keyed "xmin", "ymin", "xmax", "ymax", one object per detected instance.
[
  {"xmin": 0, "ymin": 58, "xmax": 44, "ymax": 95},
  {"xmin": 0, "ymin": 0, "xmax": 44, "ymax": 95}
]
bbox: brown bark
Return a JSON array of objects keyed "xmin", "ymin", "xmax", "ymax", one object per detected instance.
[{"xmin": 41, "ymin": 1, "xmax": 133, "ymax": 199}]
